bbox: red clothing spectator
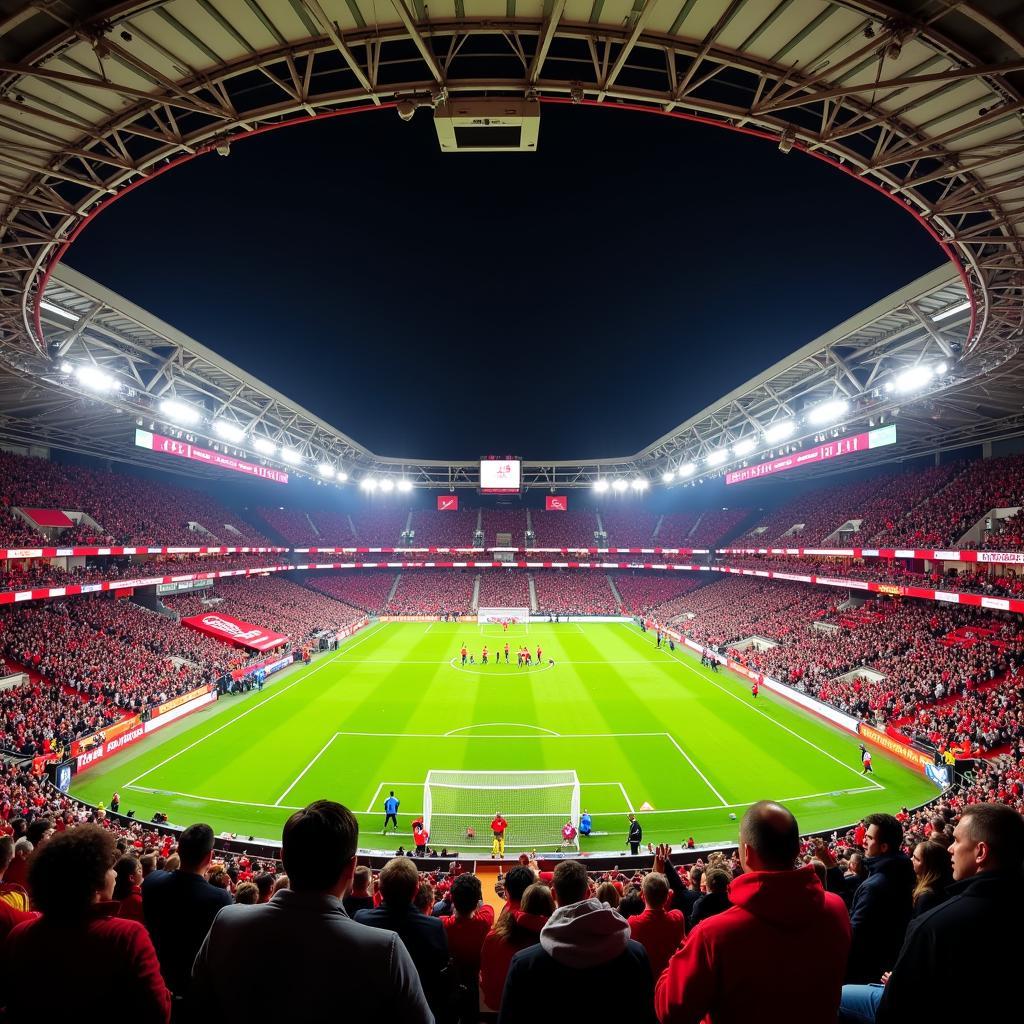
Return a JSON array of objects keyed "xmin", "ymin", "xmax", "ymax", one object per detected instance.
[
  {"xmin": 441, "ymin": 903, "xmax": 494, "ymax": 971},
  {"xmin": 628, "ymin": 904, "xmax": 686, "ymax": 978},
  {"xmin": 117, "ymin": 885, "xmax": 145, "ymax": 923},
  {"xmin": 479, "ymin": 904, "xmax": 552, "ymax": 1011},
  {"xmin": 0, "ymin": 901, "xmax": 36, "ymax": 943}
]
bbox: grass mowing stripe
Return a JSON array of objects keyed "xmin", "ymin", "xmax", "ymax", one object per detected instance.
[
  {"xmin": 274, "ymin": 732, "xmax": 340, "ymax": 806},
  {"xmin": 661, "ymin": 733, "xmax": 728, "ymax": 805}
]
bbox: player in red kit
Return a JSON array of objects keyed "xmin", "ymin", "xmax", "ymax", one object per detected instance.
[
  {"xmin": 751, "ymin": 680, "xmax": 759, "ymax": 699},
  {"xmin": 504, "ymin": 642, "xmax": 510, "ymax": 663},
  {"xmin": 461, "ymin": 644, "xmax": 468, "ymax": 666},
  {"xmin": 536, "ymin": 645, "xmax": 542, "ymax": 664},
  {"xmin": 482, "ymin": 646, "xmax": 488, "ymax": 665}
]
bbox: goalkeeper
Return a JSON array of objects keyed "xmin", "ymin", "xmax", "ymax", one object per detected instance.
[{"xmin": 490, "ymin": 812, "xmax": 508, "ymax": 859}]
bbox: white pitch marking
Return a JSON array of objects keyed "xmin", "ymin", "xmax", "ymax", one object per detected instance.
[
  {"xmin": 123, "ymin": 621, "xmax": 390, "ymax": 789},
  {"xmin": 627, "ymin": 625, "xmax": 885, "ymax": 792},
  {"xmin": 274, "ymin": 732, "xmax": 340, "ymax": 806},
  {"xmin": 662, "ymin": 732, "xmax": 729, "ymax": 806},
  {"xmin": 617, "ymin": 782, "xmax": 636, "ymax": 813},
  {"xmin": 443, "ymin": 722, "xmax": 561, "ymax": 737},
  {"xmin": 124, "ymin": 785, "xmax": 303, "ymax": 811}
]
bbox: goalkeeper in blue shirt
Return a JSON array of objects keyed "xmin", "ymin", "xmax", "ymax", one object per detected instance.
[{"xmin": 382, "ymin": 790, "xmax": 400, "ymax": 833}]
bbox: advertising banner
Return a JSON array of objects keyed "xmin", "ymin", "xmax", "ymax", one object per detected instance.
[
  {"xmin": 545, "ymin": 495, "xmax": 568, "ymax": 511},
  {"xmin": 181, "ymin": 612, "xmax": 289, "ymax": 652},
  {"xmin": 135, "ymin": 428, "xmax": 288, "ymax": 484},
  {"xmin": 437, "ymin": 495, "xmax": 459, "ymax": 511}
]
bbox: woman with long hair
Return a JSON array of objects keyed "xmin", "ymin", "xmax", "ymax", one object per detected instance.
[
  {"xmin": 0, "ymin": 825, "xmax": 169, "ymax": 1022},
  {"xmin": 480, "ymin": 881, "xmax": 554, "ymax": 1011},
  {"xmin": 113, "ymin": 854, "xmax": 144, "ymax": 922},
  {"xmin": 911, "ymin": 840, "xmax": 951, "ymax": 917}
]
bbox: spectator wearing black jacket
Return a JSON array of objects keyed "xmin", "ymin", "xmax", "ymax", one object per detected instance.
[
  {"xmin": 355, "ymin": 856, "xmax": 449, "ymax": 1017},
  {"xmin": 141, "ymin": 823, "xmax": 232, "ymax": 999},
  {"xmin": 690, "ymin": 867, "xmax": 732, "ymax": 926},
  {"xmin": 839, "ymin": 803, "xmax": 1024, "ymax": 1024},
  {"xmin": 846, "ymin": 814, "xmax": 914, "ymax": 984}
]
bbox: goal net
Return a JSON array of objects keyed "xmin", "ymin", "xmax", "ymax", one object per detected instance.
[
  {"xmin": 424, "ymin": 769, "xmax": 580, "ymax": 852},
  {"xmin": 477, "ymin": 606, "xmax": 530, "ymax": 627}
]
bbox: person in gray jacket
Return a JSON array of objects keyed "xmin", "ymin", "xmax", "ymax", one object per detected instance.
[{"xmin": 191, "ymin": 800, "xmax": 433, "ymax": 1024}]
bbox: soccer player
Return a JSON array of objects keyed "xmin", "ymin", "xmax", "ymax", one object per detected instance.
[
  {"xmin": 383, "ymin": 790, "xmax": 400, "ymax": 833},
  {"xmin": 490, "ymin": 813, "xmax": 508, "ymax": 859},
  {"xmin": 460, "ymin": 644, "xmax": 468, "ymax": 666},
  {"xmin": 562, "ymin": 821, "xmax": 577, "ymax": 847},
  {"xmin": 504, "ymin": 642, "xmax": 510, "ymax": 663},
  {"xmin": 579, "ymin": 809, "xmax": 592, "ymax": 837},
  {"xmin": 860, "ymin": 743, "xmax": 873, "ymax": 775},
  {"xmin": 503, "ymin": 619, "xmax": 508, "ymax": 633},
  {"xmin": 536, "ymin": 645, "xmax": 542, "ymax": 664},
  {"xmin": 482, "ymin": 645, "xmax": 488, "ymax": 665},
  {"xmin": 751, "ymin": 680, "xmax": 759, "ymax": 699},
  {"xmin": 411, "ymin": 817, "xmax": 429, "ymax": 856}
]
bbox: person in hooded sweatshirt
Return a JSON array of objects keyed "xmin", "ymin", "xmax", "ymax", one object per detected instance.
[
  {"xmin": 845, "ymin": 813, "xmax": 915, "ymax": 984},
  {"xmin": 498, "ymin": 859, "xmax": 654, "ymax": 1024},
  {"xmin": 655, "ymin": 801, "xmax": 850, "ymax": 1024}
]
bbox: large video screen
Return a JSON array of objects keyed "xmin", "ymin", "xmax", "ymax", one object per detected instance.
[{"xmin": 480, "ymin": 458, "xmax": 521, "ymax": 494}]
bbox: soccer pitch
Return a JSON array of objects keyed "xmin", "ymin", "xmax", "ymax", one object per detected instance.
[{"xmin": 72, "ymin": 621, "xmax": 938, "ymax": 852}]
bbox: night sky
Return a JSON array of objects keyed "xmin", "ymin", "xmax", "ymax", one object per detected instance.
[{"xmin": 66, "ymin": 104, "xmax": 944, "ymax": 462}]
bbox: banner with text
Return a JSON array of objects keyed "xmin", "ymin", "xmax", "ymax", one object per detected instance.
[
  {"xmin": 546, "ymin": 495, "xmax": 568, "ymax": 511},
  {"xmin": 135, "ymin": 429, "xmax": 288, "ymax": 484},
  {"xmin": 181, "ymin": 611, "xmax": 289, "ymax": 652},
  {"xmin": 726, "ymin": 425, "xmax": 896, "ymax": 485}
]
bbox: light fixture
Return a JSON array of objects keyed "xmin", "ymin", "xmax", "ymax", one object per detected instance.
[
  {"xmin": 662, "ymin": 470, "xmax": 675, "ymax": 483},
  {"xmin": 936, "ymin": 361, "xmax": 948, "ymax": 374},
  {"xmin": 379, "ymin": 478, "xmax": 395, "ymax": 492},
  {"xmin": 159, "ymin": 399, "xmax": 200, "ymax": 426},
  {"xmin": 593, "ymin": 479, "xmax": 609, "ymax": 492},
  {"xmin": 631, "ymin": 478, "xmax": 649, "ymax": 492},
  {"xmin": 318, "ymin": 463, "xmax": 336, "ymax": 479},
  {"xmin": 678, "ymin": 462, "xmax": 696, "ymax": 477},
  {"xmin": 40, "ymin": 299, "xmax": 80, "ymax": 322},
  {"xmin": 59, "ymin": 361, "xmax": 73, "ymax": 373},
  {"xmin": 732, "ymin": 438, "xmax": 757, "ymax": 457},
  {"xmin": 706, "ymin": 449, "xmax": 728, "ymax": 466},
  {"xmin": 252, "ymin": 437, "xmax": 276, "ymax": 455},
  {"xmin": 213, "ymin": 420, "xmax": 245, "ymax": 443},
  {"xmin": 397, "ymin": 479, "xmax": 413, "ymax": 492},
  {"xmin": 361, "ymin": 477, "xmax": 378, "ymax": 491},
  {"xmin": 807, "ymin": 399, "xmax": 849, "ymax": 425},
  {"xmin": 75, "ymin": 365, "xmax": 116, "ymax": 392},
  {"xmin": 336, "ymin": 470, "xmax": 349, "ymax": 483},
  {"xmin": 279, "ymin": 447, "xmax": 302, "ymax": 465},
  {"xmin": 763, "ymin": 420, "xmax": 795, "ymax": 444},
  {"xmin": 612, "ymin": 479, "xmax": 629, "ymax": 492},
  {"xmin": 887, "ymin": 365, "xmax": 934, "ymax": 394},
  {"xmin": 931, "ymin": 299, "xmax": 971, "ymax": 322}
]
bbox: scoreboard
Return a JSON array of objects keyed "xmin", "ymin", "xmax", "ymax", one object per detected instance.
[{"xmin": 480, "ymin": 456, "xmax": 521, "ymax": 494}]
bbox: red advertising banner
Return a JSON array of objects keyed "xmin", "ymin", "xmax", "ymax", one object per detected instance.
[
  {"xmin": 181, "ymin": 612, "xmax": 289, "ymax": 652},
  {"xmin": 726, "ymin": 425, "xmax": 896, "ymax": 485},
  {"xmin": 546, "ymin": 495, "xmax": 568, "ymax": 511},
  {"xmin": 437, "ymin": 495, "xmax": 459, "ymax": 511},
  {"xmin": 135, "ymin": 429, "xmax": 288, "ymax": 484}
]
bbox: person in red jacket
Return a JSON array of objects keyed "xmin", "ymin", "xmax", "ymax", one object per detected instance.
[
  {"xmin": 627, "ymin": 869, "xmax": 686, "ymax": 978},
  {"xmin": 440, "ymin": 873, "xmax": 494, "ymax": 1020},
  {"xmin": 0, "ymin": 825, "xmax": 170, "ymax": 1023},
  {"xmin": 655, "ymin": 801, "xmax": 851, "ymax": 1024},
  {"xmin": 491, "ymin": 813, "xmax": 508, "ymax": 859},
  {"xmin": 113, "ymin": 854, "xmax": 145, "ymax": 923}
]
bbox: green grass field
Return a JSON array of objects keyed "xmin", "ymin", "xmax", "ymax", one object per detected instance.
[{"xmin": 72, "ymin": 621, "xmax": 937, "ymax": 853}]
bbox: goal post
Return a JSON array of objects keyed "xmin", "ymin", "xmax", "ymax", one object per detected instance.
[
  {"xmin": 477, "ymin": 606, "xmax": 530, "ymax": 625},
  {"xmin": 423, "ymin": 769, "xmax": 580, "ymax": 852}
]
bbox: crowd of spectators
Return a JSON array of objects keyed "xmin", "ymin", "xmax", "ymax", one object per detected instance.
[
  {"xmin": 602, "ymin": 511, "xmax": 659, "ymax": 547},
  {"xmin": 301, "ymin": 571, "xmax": 397, "ymax": 614},
  {"xmin": 255, "ymin": 507, "xmax": 319, "ymax": 545},
  {"xmin": 979, "ymin": 506, "xmax": 1024, "ymax": 550},
  {"xmin": 687, "ymin": 508, "xmax": 751, "ymax": 548},
  {"xmin": 481, "ymin": 510, "xmax": 527, "ymax": 547},
  {"xmin": 0, "ymin": 451, "xmax": 268, "ymax": 547},
  {"xmin": 528, "ymin": 511, "xmax": 598, "ymax": 548},
  {"xmin": 351, "ymin": 510, "xmax": 409, "ymax": 546},
  {"xmin": 612, "ymin": 574, "xmax": 707, "ymax": 616},
  {"xmin": 387, "ymin": 571, "xmax": 476, "ymax": 616},
  {"xmin": 477, "ymin": 572, "xmax": 531, "ymax": 609},
  {"xmin": 307, "ymin": 510, "xmax": 357, "ymax": 545},
  {"xmin": 533, "ymin": 572, "xmax": 618, "ymax": 615},
  {"xmin": 654, "ymin": 513, "xmax": 700, "ymax": 548},
  {"xmin": 409, "ymin": 509, "xmax": 479, "ymax": 547}
]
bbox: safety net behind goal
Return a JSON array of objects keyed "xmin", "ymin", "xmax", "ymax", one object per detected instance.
[{"xmin": 423, "ymin": 769, "xmax": 580, "ymax": 852}]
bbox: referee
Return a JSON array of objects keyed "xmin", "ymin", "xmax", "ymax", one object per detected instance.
[{"xmin": 627, "ymin": 813, "xmax": 642, "ymax": 855}]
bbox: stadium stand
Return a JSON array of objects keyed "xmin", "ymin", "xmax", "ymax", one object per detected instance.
[
  {"xmin": 255, "ymin": 506, "xmax": 319, "ymax": 546},
  {"xmin": 387, "ymin": 570, "xmax": 476, "ymax": 615},
  {"xmin": 307, "ymin": 510, "xmax": 357, "ymax": 545},
  {"xmin": 301, "ymin": 571, "xmax": 397, "ymax": 614},
  {"xmin": 612, "ymin": 574, "xmax": 707, "ymax": 616},
  {"xmin": 481, "ymin": 509, "xmax": 527, "ymax": 547},
  {"xmin": 408, "ymin": 507, "xmax": 479, "ymax": 547},
  {"xmin": 533, "ymin": 571, "xmax": 617, "ymax": 615},
  {"xmin": 529, "ymin": 510, "xmax": 598, "ymax": 547},
  {"xmin": 654, "ymin": 513, "xmax": 701, "ymax": 547},
  {"xmin": 686, "ymin": 508, "xmax": 751, "ymax": 547},
  {"xmin": 0, "ymin": 451, "xmax": 268, "ymax": 547},
  {"xmin": 350, "ymin": 509, "xmax": 408, "ymax": 546},
  {"xmin": 601, "ymin": 511, "xmax": 658, "ymax": 547},
  {"xmin": 477, "ymin": 571, "xmax": 531, "ymax": 608}
]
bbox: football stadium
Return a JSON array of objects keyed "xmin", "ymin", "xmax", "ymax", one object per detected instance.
[{"xmin": 1, "ymin": 1, "xmax": 1023, "ymax": 1020}]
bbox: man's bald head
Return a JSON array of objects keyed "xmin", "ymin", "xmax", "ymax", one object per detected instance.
[{"xmin": 739, "ymin": 801, "xmax": 800, "ymax": 872}]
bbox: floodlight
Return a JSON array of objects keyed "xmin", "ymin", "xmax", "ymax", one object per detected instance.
[
  {"xmin": 379, "ymin": 479, "xmax": 395, "ymax": 492},
  {"xmin": 318, "ymin": 463, "xmax": 336, "ymax": 479},
  {"xmin": 807, "ymin": 399, "xmax": 849, "ymax": 425},
  {"xmin": 706, "ymin": 449, "xmax": 728, "ymax": 466},
  {"xmin": 361, "ymin": 477, "xmax": 378, "ymax": 491},
  {"xmin": 214, "ymin": 420, "xmax": 245, "ymax": 443},
  {"xmin": 279, "ymin": 448, "xmax": 302, "ymax": 465},
  {"xmin": 40, "ymin": 299, "xmax": 80, "ymax": 322},
  {"xmin": 662, "ymin": 471, "xmax": 675, "ymax": 483},
  {"xmin": 612, "ymin": 479, "xmax": 629, "ymax": 492},
  {"xmin": 732, "ymin": 438, "xmax": 757, "ymax": 457},
  {"xmin": 59, "ymin": 361, "xmax": 73, "ymax": 373},
  {"xmin": 936, "ymin": 361, "xmax": 948, "ymax": 375},
  {"xmin": 159, "ymin": 399, "xmax": 200, "ymax": 426},
  {"xmin": 678, "ymin": 462, "xmax": 696, "ymax": 477},
  {"xmin": 631, "ymin": 478, "xmax": 649, "ymax": 492},
  {"xmin": 397, "ymin": 479, "xmax": 413, "ymax": 492},
  {"xmin": 252, "ymin": 437, "xmax": 276, "ymax": 455},
  {"xmin": 75, "ymin": 365, "xmax": 116, "ymax": 392},
  {"xmin": 888, "ymin": 365, "xmax": 935, "ymax": 394},
  {"xmin": 932, "ymin": 299, "xmax": 970, "ymax": 322},
  {"xmin": 593, "ymin": 479, "xmax": 609, "ymax": 492},
  {"xmin": 763, "ymin": 420, "xmax": 794, "ymax": 444},
  {"xmin": 336, "ymin": 470, "xmax": 349, "ymax": 482}
]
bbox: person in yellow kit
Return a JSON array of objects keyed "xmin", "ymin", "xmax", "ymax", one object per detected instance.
[{"xmin": 490, "ymin": 813, "xmax": 508, "ymax": 859}]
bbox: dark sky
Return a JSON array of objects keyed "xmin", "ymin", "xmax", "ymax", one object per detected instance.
[{"xmin": 66, "ymin": 104, "xmax": 944, "ymax": 461}]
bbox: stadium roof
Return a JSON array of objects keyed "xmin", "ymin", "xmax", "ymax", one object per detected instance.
[{"xmin": 0, "ymin": 0, "xmax": 1022, "ymax": 487}]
